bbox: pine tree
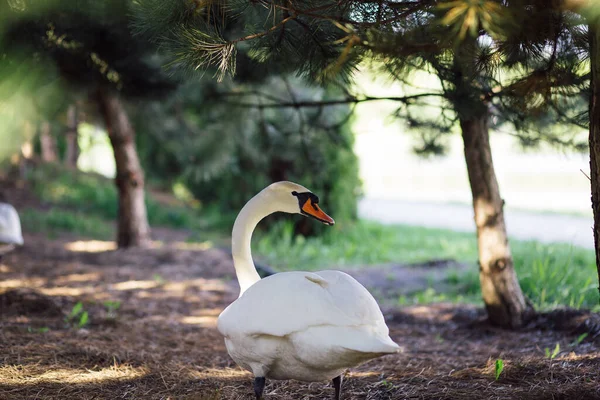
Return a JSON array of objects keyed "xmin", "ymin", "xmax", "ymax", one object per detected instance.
[
  {"xmin": 1, "ymin": 0, "xmax": 176, "ymax": 248},
  {"xmin": 588, "ymin": 5, "xmax": 600, "ymax": 301},
  {"xmin": 131, "ymin": 0, "xmax": 598, "ymax": 327},
  {"xmin": 135, "ymin": 74, "xmax": 361, "ymax": 235}
]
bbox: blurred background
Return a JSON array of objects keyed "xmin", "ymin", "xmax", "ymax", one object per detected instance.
[{"xmin": 0, "ymin": 0, "xmax": 597, "ymax": 313}]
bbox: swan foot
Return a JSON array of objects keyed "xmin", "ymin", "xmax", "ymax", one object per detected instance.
[
  {"xmin": 253, "ymin": 377, "xmax": 266, "ymax": 399},
  {"xmin": 332, "ymin": 375, "xmax": 343, "ymax": 400}
]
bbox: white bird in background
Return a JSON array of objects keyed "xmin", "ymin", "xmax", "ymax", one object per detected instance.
[
  {"xmin": 0, "ymin": 201, "xmax": 23, "ymax": 259},
  {"xmin": 217, "ymin": 181, "xmax": 400, "ymax": 400}
]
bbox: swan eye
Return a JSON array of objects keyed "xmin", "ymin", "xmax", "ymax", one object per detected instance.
[{"xmin": 291, "ymin": 191, "xmax": 298, "ymax": 196}]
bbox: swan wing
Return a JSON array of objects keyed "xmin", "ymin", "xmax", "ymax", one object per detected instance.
[{"xmin": 217, "ymin": 270, "xmax": 387, "ymax": 338}]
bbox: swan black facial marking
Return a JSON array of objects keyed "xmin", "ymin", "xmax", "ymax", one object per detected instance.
[
  {"xmin": 291, "ymin": 191, "xmax": 319, "ymax": 209},
  {"xmin": 292, "ymin": 191, "xmax": 331, "ymax": 224}
]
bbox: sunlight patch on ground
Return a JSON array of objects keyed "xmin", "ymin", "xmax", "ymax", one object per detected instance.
[
  {"xmin": 0, "ymin": 278, "xmax": 46, "ymax": 288},
  {"xmin": 0, "ymin": 364, "xmax": 148, "ymax": 385},
  {"xmin": 64, "ymin": 240, "xmax": 117, "ymax": 253},
  {"xmin": 188, "ymin": 368, "xmax": 249, "ymax": 380},
  {"xmin": 64, "ymin": 240, "xmax": 171, "ymax": 252},
  {"xmin": 164, "ymin": 279, "xmax": 229, "ymax": 293},
  {"xmin": 403, "ymin": 305, "xmax": 457, "ymax": 322},
  {"xmin": 348, "ymin": 371, "xmax": 380, "ymax": 378},
  {"xmin": 39, "ymin": 286, "xmax": 95, "ymax": 296},
  {"xmin": 112, "ymin": 280, "xmax": 159, "ymax": 291},
  {"xmin": 54, "ymin": 272, "xmax": 100, "ymax": 284},
  {"xmin": 0, "ymin": 264, "xmax": 13, "ymax": 273},
  {"xmin": 180, "ymin": 315, "xmax": 218, "ymax": 327},
  {"xmin": 173, "ymin": 241, "xmax": 213, "ymax": 251}
]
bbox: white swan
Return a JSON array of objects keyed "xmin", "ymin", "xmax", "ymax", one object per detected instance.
[
  {"xmin": 217, "ymin": 182, "xmax": 400, "ymax": 399},
  {"xmin": 0, "ymin": 202, "xmax": 23, "ymax": 257}
]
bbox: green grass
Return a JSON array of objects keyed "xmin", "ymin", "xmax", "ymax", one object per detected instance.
[
  {"xmin": 254, "ymin": 220, "xmax": 600, "ymax": 310},
  {"xmin": 20, "ymin": 208, "xmax": 113, "ymax": 238},
  {"xmin": 255, "ymin": 220, "xmax": 478, "ymax": 268},
  {"xmin": 23, "ymin": 164, "xmax": 207, "ymax": 236},
  {"xmin": 19, "ymin": 164, "xmax": 600, "ymax": 311}
]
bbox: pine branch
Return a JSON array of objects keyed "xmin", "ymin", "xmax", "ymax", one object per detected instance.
[
  {"xmin": 231, "ymin": 15, "xmax": 297, "ymax": 44},
  {"xmin": 222, "ymin": 92, "xmax": 443, "ymax": 108}
]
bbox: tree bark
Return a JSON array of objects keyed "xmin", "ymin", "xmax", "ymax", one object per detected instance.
[
  {"xmin": 64, "ymin": 104, "xmax": 80, "ymax": 167},
  {"xmin": 39, "ymin": 121, "xmax": 58, "ymax": 162},
  {"xmin": 97, "ymin": 89, "xmax": 151, "ymax": 248},
  {"xmin": 460, "ymin": 115, "xmax": 528, "ymax": 328},
  {"xmin": 589, "ymin": 19, "xmax": 600, "ymax": 299}
]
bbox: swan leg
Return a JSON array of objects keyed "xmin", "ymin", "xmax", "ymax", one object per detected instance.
[
  {"xmin": 253, "ymin": 377, "xmax": 266, "ymax": 399},
  {"xmin": 332, "ymin": 375, "xmax": 343, "ymax": 400}
]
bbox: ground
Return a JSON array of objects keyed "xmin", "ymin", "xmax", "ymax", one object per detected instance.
[{"xmin": 1, "ymin": 231, "xmax": 599, "ymax": 400}]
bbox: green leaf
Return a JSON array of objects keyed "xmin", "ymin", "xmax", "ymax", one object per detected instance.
[
  {"xmin": 78, "ymin": 311, "xmax": 89, "ymax": 328},
  {"xmin": 69, "ymin": 302, "xmax": 83, "ymax": 319},
  {"xmin": 571, "ymin": 333, "xmax": 588, "ymax": 347},
  {"xmin": 494, "ymin": 359, "xmax": 504, "ymax": 380},
  {"xmin": 550, "ymin": 343, "xmax": 560, "ymax": 359}
]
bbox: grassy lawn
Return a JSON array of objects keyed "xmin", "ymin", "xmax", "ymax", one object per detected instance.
[
  {"xmin": 18, "ymin": 165, "xmax": 600, "ymax": 312},
  {"xmin": 22, "ymin": 164, "xmax": 210, "ymax": 234}
]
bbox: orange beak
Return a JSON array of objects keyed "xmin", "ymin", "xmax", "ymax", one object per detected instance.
[{"xmin": 302, "ymin": 198, "xmax": 335, "ymax": 226}]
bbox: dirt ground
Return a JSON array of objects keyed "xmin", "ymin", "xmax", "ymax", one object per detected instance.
[{"xmin": 1, "ymin": 232, "xmax": 600, "ymax": 400}]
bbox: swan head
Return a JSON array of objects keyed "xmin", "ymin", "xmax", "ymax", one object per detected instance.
[{"xmin": 263, "ymin": 181, "xmax": 335, "ymax": 226}]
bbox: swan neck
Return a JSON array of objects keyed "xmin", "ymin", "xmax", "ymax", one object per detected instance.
[{"xmin": 231, "ymin": 192, "xmax": 272, "ymax": 295}]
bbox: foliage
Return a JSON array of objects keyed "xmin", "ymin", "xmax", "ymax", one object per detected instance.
[
  {"xmin": 494, "ymin": 359, "xmax": 504, "ymax": 381},
  {"xmin": 132, "ymin": 0, "xmax": 359, "ymax": 84},
  {"xmin": 545, "ymin": 343, "xmax": 561, "ymax": 360},
  {"xmin": 65, "ymin": 301, "xmax": 89, "ymax": 329},
  {"xmin": 136, "ymin": 76, "xmax": 361, "ymax": 234},
  {"xmin": 571, "ymin": 332, "xmax": 588, "ymax": 347},
  {"xmin": 1, "ymin": 0, "xmax": 175, "ymax": 97},
  {"xmin": 0, "ymin": 0, "xmax": 175, "ymax": 164},
  {"xmin": 20, "ymin": 208, "xmax": 113, "ymax": 239},
  {"xmin": 22, "ymin": 164, "xmax": 206, "ymax": 233},
  {"xmin": 0, "ymin": 53, "xmax": 65, "ymax": 162},
  {"xmin": 134, "ymin": 0, "xmax": 591, "ymax": 153},
  {"xmin": 254, "ymin": 220, "xmax": 599, "ymax": 310},
  {"xmin": 104, "ymin": 300, "xmax": 121, "ymax": 319}
]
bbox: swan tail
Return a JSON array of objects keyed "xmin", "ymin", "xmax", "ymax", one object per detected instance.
[
  {"xmin": 290, "ymin": 325, "xmax": 400, "ymax": 370},
  {"xmin": 346, "ymin": 334, "xmax": 401, "ymax": 355}
]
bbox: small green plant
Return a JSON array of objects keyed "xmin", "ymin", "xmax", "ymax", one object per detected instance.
[
  {"xmin": 104, "ymin": 300, "xmax": 121, "ymax": 319},
  {"xmin": 494, "ymin": 359, "xmax": 504, "ymax": 380},
  {"xmin": 545, "ymin": 343, "xmax": 561, "ymax": 360},
  {"xmin": 153, "ymin": 274, "xmax": 166, "ymax": 284},
  {"xmin": 570, "ymin": 332, "xmax": 588, "ymax": 347},
  {"xmin": 27, "ymin": 326, "xmax": 50, "ymax": 333},
  {"xmin": 380, "ymin": 379, "xmax": 394, "ymax": 389},
  {"xmin": 65, "ymin": 301, "xmax": 90, "ymax": 329}
]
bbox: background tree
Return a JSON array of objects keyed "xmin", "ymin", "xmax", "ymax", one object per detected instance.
[
  {"xmin": 587, "ymin": 5, "xmax": 600, "ymax": 300},
  {"xmin": 135, "ymin": 75, "xmax": 361, "ymax": 235},
  {"xmin": 131, "ymin": 0, "xmax": 596, "ymax": 327},
  {"xmin": 1, "ymin": 0, "xmax": 176, "ymax": 247},
  {"xmin": 132, "ymin": 2, "xmax": 362, "ymax": 235}
]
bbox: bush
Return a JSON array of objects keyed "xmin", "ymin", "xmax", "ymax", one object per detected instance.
[{"xmin": 177, "ymin": 78, "xmax": 362, "ymax": 235}]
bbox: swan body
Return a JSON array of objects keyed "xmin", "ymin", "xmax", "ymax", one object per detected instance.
[
  {"xmin": 0, "ymin": 202, "xmax": 23, "ymax": 256},
  {"xmin": 217, "ymin": 182, "xmax": 400, "ymax": 399}
]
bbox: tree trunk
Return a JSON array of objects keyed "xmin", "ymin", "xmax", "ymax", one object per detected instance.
[
  {"xmin": 39, "ymin": 121, "xmax": 58, "ymax": 162},
  {"xmin": 460, "ymin": 115, "xmax": 528, "ymax": 328},
  {"xmin": 97, "ymin": 89, "xmax": 150, "ymax": 248},
  {"xmin": 64, "ymin": 104, "xmax": 80, "ymax": 167},
  {"xmin": 589, "ymin": 19, "xmax": 600, "ymax": 299}
]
